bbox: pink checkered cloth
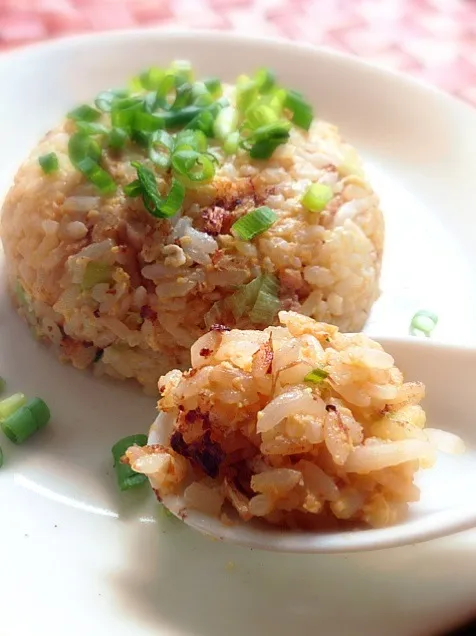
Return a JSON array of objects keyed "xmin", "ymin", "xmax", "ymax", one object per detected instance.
[{"xmin": 1, "ymin": 0, "xmax": 476, "ymax": 105}]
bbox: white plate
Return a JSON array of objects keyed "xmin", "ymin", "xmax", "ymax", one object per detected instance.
[{"xmin": 0, "ymin": 30, "xmax": 475, "ymax": 636}]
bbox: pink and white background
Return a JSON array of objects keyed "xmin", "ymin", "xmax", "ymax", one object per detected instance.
[{"xmin": 1, "ymin": 0, "xmax": 476, "ymax": 104}]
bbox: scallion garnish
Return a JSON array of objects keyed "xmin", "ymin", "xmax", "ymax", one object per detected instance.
[
  {"xmin": 171, "ymin": 60, "xmax": 194, "ymax": 84},
  {"xmin": 191, "ymin": 82, "xmax": 214, "ymax": 107},
  {"xmin": 213, "ymin": 106, "xmax": 238, "ymax": 140},
  {"xmin": 203, "ymin": 77, "xmax": 222, "ymax": 98},
  {"xmin": 108, "ymin": 127, "xmax": 128, "ymax": 150},
  {"xmin": 249, "ymin": 274, "xmax": 280, "ymax": 324},
  {"xmin": 284, "ymin": 89, "xmax": 313, "ymax": 131},
  {"xmin": 112, "ymin": 434, "xmax": 148, "ymax": 491},
  {"xmin": 76, "ymin": 121, "xmax": 109, "ymax": 136},
  {"xmin": 236, "ymin": 75, "xmax": 259, "ymax": 112},
  {"xmin": 231, "ymin": 206, "xmax": 278, "ymax": 241},
  {"xmin": 410, "ymin": 310, "xmax": 438, "ymax": 337},
  {"xmin": 304, "ymin": 368, "xmax": 329, "ymax": 383},
  {"xmin": 38, "ymin": 152, "xmax": 59, "ymax": 175},
  {"xmin": 172, "ymin": 150, "xmax": 215, "ymax": 184},
  {"xmin": 254, "ymin": 68, "xmax": 276, "ymax": 93},
  {"xmin": 1, "ymin": 397, "xmax": 50, "ymax": 444},
  {"xmin": 94, "ymin": 88, "xmax": 128, "ymax": 112},
  {"xmin": 67, "ymin": 104, "xmax": 102, "ymax": 122},
  {"xmin": 138, "ymin": 67, "xmax": 166, "ymax": 91},
  {"xmin": 149, "ymin": 129, "xmax": 174, "ymax": 169},
  {"xmin": 68, "ymin": 133, "xmax": 116, "ymax": 194},
  {"xmin": 127, "ymin": 162, "xmax": 185, "ymax": 218},
  {"xmin": 223, "ymin": 131, "xmax": 240, "ymax": 155},
  {"xmin": 0, "ymin": 393, "xmax": 26, "ymax": 421},
  {"xmin": 302, "ymin": 183, "xmax": 333, "ymax": 213},
  {"xmin": 229, "ymin": 273, "xmax": 280, "ymax": 324},
  {"xmin": 68, "ymin": 133, "xmax": 101, "ymax": 165},
  {"xmin": 174, "ymin": 129, "xmax": 208, "ymax": 153}
]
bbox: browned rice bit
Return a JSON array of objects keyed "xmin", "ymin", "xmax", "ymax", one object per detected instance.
[{"xmin": 126, "ymin": 311, "xmax": 463, "ymax": 530}]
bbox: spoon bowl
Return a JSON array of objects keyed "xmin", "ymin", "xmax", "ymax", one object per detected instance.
[{"xmin": 148, "ymin": 337, "xmax": 476, "ymax": 553}]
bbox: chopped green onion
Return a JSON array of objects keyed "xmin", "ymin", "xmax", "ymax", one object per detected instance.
[
  {"xmin": 302, "ymin": 183, "xmax": 333, "ymax": 213},
  {"xmin": 170, "ymin": 60, "xmax": 194, "ymax": 84},
  {"xmin": 67, "ymin": 104, "xmax": 101, "ymax": 122},
  {"xmin": 172, "ymin": 150, "xmax": 215, "ymax": 183},
  {"xmin": 130, "ymin": 162, "xmax": 185, "ymax": 218},
  {"xmin": 236, "ymin": 75, "xmax": 259, "ymax": 112},
  {"xmin": 0, "ymin": 393, "xmax": 26, "ymax": 421},
  {"xmin": 231, "ymin": 206, "xmax": 278, "ymax": 241},
  {"xmin": 112, "ymin": 434, "xmax": 148, "ymax": 491},
  {"xmin": 223, "ymin": 131, "xmax": 240, "ymax": 155},
  {"xmin": 82, "ymin": 262, "xmax": 112, "ymax": 290},
  {"xmin": 110, "ymin": 97, "xmax": 144, "ymax": 130},
  {"xmin": 158, "ymin": 179, "xmax": 186, "ymax": 217},
  {"xmin": 163, "ymin": 105, "xmax": 206, "ymax": 129},
  {"xmin": 95, "ymin": 89, "xmax": 128, "ymax": 112},
  {"xmin": 174, "ymin": 129, "xmax": 208, "ymax": 153},
  {"xmin": 244, "ymin": 104, "xmax": 279, "ymax": 131},
  {"xmin": 410, "ymin": 310, "xmax": 438, "ymax": 337},
  {"xmin": 68, "ymin": 133, "xmax": 101, "ymax": 165},
  {"xmin": 213, "ymin": 106, "xmax": 238, "ymax": 140},
  {"xmin": 38, "ymin": 152, "xmax": 59, "ymax": 174},
  {"xmin": 304, "ymin": 368, "xmax": 329, "ymax": 383},
  {"xmin": 228, "ymin": 273, "xmax": 280, "ymax": 324},
  {"xmin": 249, "ymin": 274, "xmax": 280, "ymax": 325},
  {"xmin": 171, "ymin": 82, "xmax": 193, "ymax": 111},
  {"xmin": 108, "ymin": 127, "xmax": 128, "ymax": 150},
  {"xmin": 123, "ymin": 179, "xmax": 141, "ymax": 197},
  {"xmin": 133, "ymin": 111, "xmax": 165, "ymax": 133},
  {"xmin": 149, "ymin": 130, "xmax": 174, "ymax": 169},
  {"xmin": 0, "ymin": 378, "xmax": 5, "ymax": 394},
  {"xmin": 203, "ymin": 77, "xmax": 222, "ymax": 98},
  {"xmin": 138, "ymin": 67, "xmax": 166, "ymax": 91},
  {"xmin": 185, "ymin": 109, "xmax": 215, "ymax": 137},
  {"xmin": 191, "ymin": 82, "xmax": 214, "ymax": 107},
  {"xmin": 244, "ymin": 121, "xmax": 291, "ymax": 159},
  {"xmin": 75, "ymin": 157, "xmax": 117, "ymax": 195},
  {"xmin": 76, "ymin": 121, "xmax": 109, "ymax": 136},
  {"xmin": 229, "ymin": 276, "xmax": 263, "ymax": 320},
  {"xmin": 284, "ymin": 89, "xmax": 313, "ymax": 131},
  {"xmin": 254, "ymin": 68, "xmax": 276, "ymax": 93},
  {"xmin": 1, "ymin": 397, "xmax": 50, "ymax": 444}
]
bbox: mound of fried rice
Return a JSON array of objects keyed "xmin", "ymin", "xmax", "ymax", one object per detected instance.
[
  {"xmin": 125, "ymin": 311, "xmax": 464, "ymax": 529},
  {"xmin": 1, "ymin": 82, "xmax": 383, "ymax": 394}
]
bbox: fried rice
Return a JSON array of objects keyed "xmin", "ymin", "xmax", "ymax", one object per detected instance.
[
  {"xmin": 125, "ymin": 311, "xmax": 464, "ymax": 529},
  {"xmin": 1, "ymin": 65, "xmax": 383, "ymax": 393}
]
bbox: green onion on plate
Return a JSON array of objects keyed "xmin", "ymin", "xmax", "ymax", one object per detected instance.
[
  {"xmin": 0, "ymin": 393, "xmax": 26, "ymax": 422},
  {"xmin": 284, "ymin": 90, "xmax": 314, "ymax": 131},
  {"xmin": 410, "ymin": 310, "xmax": 438, "ymax": 337},
  {"xmin": 112, "ymin": 434, "xmax": 148, "ymax": 491},
  {"xmin": 67, "ymin": 104, "xmax": 102, "ymax": 122},
  {"xmin": 1, "ymin": 397, "xmax": 50, "ymax": 444}
]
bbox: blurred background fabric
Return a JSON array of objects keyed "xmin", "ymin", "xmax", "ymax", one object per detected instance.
[{"xmin": 1, "ymin": 0, "xmax": 475, "ymax": 103}]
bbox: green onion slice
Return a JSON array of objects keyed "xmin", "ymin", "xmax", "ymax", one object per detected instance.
[
  {"xmin": 75, "ymin": 157, "xmax": 117, "ymax": 195},
  {"xmin": 174, "ymin": 129, "xmax": 208, "ymax": 153},
  {"xmin": 223, "ymin": 131, "xmax": 240, "ymax": 155},
  {"xmin": 1, "ymin": 397, "xmax": 50, "ymax": 445},
  {"xmin": 304, "ymin": 368, "xmax": 329, "ymax": 383},
  {"xmin": 231, "ymin": 206, "xmax": 278, "ymax": 241},
  {"xmin": 410, "ymin": 310, "xmax": 438, "ymax": 337},
  {"xmin": 229, "ymin": 273, "xmax": 280, "ymax": 324},
  {"xmin": 108, "ymin": 127, "xmax": 128, "ymax": 150},
  {"xmin": 130, "ymin": 162, "xmax": 184, "ymax": 218},
  {"xmin": 254, "ymin": 68, "xmax": 276, "ymax": 93},
  {"xmin": 149, "ymin": 130, "xmax": 174, "ymax": 169},
  {"xmin": 68, "ymin": 133, "xmax": 101, "ymax": 165},
  {"xmin": 302, "ymin": 183, "xmax": 333, "ymax": 213},
  {"xmin": 203, "ymin": 76, "xmax": 222, "ymax": 98},
  {"xmin": 191, "ymin": 82, "xmax": 214, "ymax": 107},
  {"xmin": 123, "ymin": 180, "xmax": 142, "ymax": 198},
  {"xmin": 172, "ymin": 150, "xmax": 215, "ymax": 183},
  {"xmin": 76, "ymin": 121, "xmax": 109, "ymax": 136},
  {"xmin": 0, "ymin": 393, "xmax": 26, "ymax": 422},
  {"xmin": 213, "ymin": 106, "xmax": 238, "ymax": 140},
  {"xmin": 138, "ymin": 67, "xmax": 166, "ymax": 91},
  {"xmin": 67, "ymin": 104, "xmax": 101, "ymax": 122},
  {"xmin": 38, "ymin": 152, "xmax": 59, "ymax": 174},
  {"xmin": 284, "ymin": 89, "xmax": 313, "ymax": 131},
  {"xmin": 244, "ymin": 121, "xmax": 291, "ymax": 159},
  {"xmin": 249, "ymin": 274, "xmax": 280, "ymax": 325},
  {"xmin": 236, "ymin": 75, "xmax": 259, "ymax": 112},
  {"xmin": 94, "ymin": 88, "xmax": 128, "ymax": 112},
  {"xmin": 111, "ymin": 434, "xmax": 148, "ymax": 492},
  {"xmin": 170, "ymin": 59, "xmax": 194, "ymax": 84}
]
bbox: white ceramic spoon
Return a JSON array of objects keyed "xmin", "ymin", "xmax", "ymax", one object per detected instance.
[{"xmin": 148, "ymin": 336, "xmax": 476, "ymax": 553}]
